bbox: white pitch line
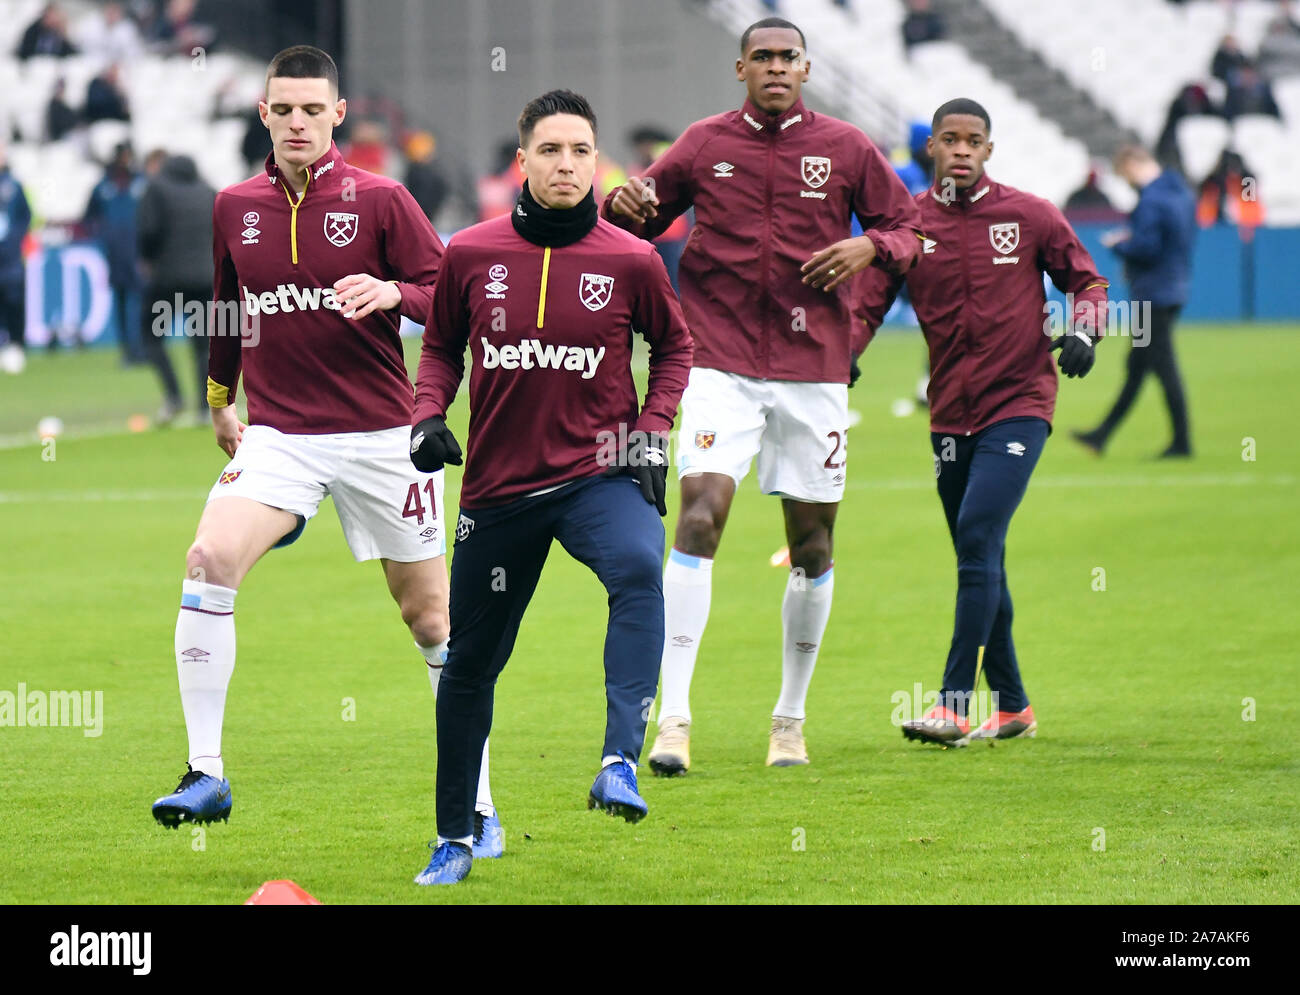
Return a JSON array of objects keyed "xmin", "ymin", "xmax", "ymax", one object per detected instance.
[
  {"xmin": 845, "ymin": 472, "xmax": 1295, "ymax": 491},
  {"xmin": 0, "ymin": 473, "xmax": 1292, "ymax": 506},
  {"xmin": 0, "ymin": 489, "xmax": 207, "ymax": 504}
]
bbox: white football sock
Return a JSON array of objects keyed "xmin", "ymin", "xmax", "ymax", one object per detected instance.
[
  {"xmin": 418, "ymin": 641, "xmax": 494, "ymax": 817},
  {"xmin": 659, "ymin": 548, "xmax": 713, "ymax": 723},
  {"xmin": 773, "ymin": 567, "xmax": 834, "ymax": 721},
  {"xmin": 175, "ymin": 580, "xmax": 237, "ymax": 780},
  {"xmin": 602, "ymin": 754, "xmax": 636, "ymax": 770}
]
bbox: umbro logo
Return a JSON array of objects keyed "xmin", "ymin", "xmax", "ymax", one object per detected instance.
[
  {"xmin": 1007, "ymin": 442, "xmax": 1026, "ymax": 456},
  {"xmin": 181, "ymin": 647, "xmax": 209, "ymax": 659},
  {"xmin": 923, "ymin": 238, "xmax": 937, "ymax": 254},
  {"xmin": 713, "ymin": 161, "xmax": 735, "ymax": 178},
  {"xmin": 672, "ymin": 635, "xmax": 694, "ymax": 646}
]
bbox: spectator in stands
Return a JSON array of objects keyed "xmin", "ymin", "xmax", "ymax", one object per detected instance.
[
  {"xmin": 1223, "ymin": 64, "xmax": 1282, "ymax": 119},
  {"xmin": 137, "ymin": 153, "xmax": 216, "ymax": 423},
  {"xmin": 0, "ymin": 146, "xmax": 32, "ymax": 375},
  {"xmin": 147, "ymin": 0, "xmax": 214, "ymax": 56},
  {"xmin": 1210, "ymin": 35, "xmax": 1250, "ymax": 85},
  {"xmin": 1074, "ymin": 145, "xmax": 1196, "ymax": 459},
  {"xmin": 85, "ymin": 65, "xmax": 132, "ymax": 125},
  {"xmin": 476, "ymin": 139, "xmax": 523, "ymax": 222},
  {"xmin": 1155, "ymin": 83, "xmax": 1222, "ymax": 170},
  {"xmin": 77, "ymin": 2, "xmax": 143, "ymax": 63},
  {"xmin": 17, "ymin": 3, "xmax": 77, "ymax": 60},
  {"xmin": 1064, "ymin": 164, "xmax": 1124, "ymax": 223},
  {"xmin": 402, "ymin": 130, "xmax": 449, "ymax": 225},
  {"xmin": 83, "ymin": 144, "xmax": 147, "ymax": 365},
  {"xmin": 1258, "ymin": 7, "xmax": 1300, "ymax": 80},
  {"xmin": 902, "ymin": 0, "xmax": 947, "ymax": 52},
  {"xmin": 343, "ymin": 119, "xmax": 394, "ymax": 176},
  {"xmin": 46, "ymin": 78, "xmax": 79, "ymax": 142},
  {"xmin": 1196, "ymin": 148, "xmax": 1263, "ymax": 227}
]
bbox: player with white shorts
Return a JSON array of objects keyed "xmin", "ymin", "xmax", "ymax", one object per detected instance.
[
  {"xmin": 150, "ymin": 46, "xmax": 502, "ymax": 861},
  {"xmin": 677, "ymin": 368, "xmax": 848, "ymax": 504},
  {"xmin": 209, "ymin": 425, "xmax": 446, "ymax": 562},
  {"xmin": 604, "ymin": 15, "xmax": 922, "ymax": 771}
]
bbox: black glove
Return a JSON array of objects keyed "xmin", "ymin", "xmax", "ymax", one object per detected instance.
[
  {"xmin": 604, "ymin": 430, "xmax": 669, "ymax": 516},
  {"xmin": 1050, "ymin": 331, "xmax": 1096, "ymax": 378},
  {"xmin": 849, "ymin": 356, "xmax": 862, "ymax": 388},
  {"xmin": 410, "ymin": 416, "xmax": 463, "ymax": 472}
]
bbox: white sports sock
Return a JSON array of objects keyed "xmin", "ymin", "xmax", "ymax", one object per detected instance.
[
  {"xmin": 602, "ymin": 754, "xmax": 636, "ymax": 770},
  {"xmin": 659, "ymin": 549, "xmax": 714, "ymax": 723},
  {"xmin": 773, "ymin": 567, "xmax": 834, "ymax": 721},
  {"xmin": 175, "ymin": 580, "xmax": 237, "ymax": 780},
  {"xmin": 418, "ymin": 641, "xmax": 494, "ymax": 816}
]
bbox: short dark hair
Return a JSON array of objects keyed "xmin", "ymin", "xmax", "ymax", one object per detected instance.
[
  {"xmin": 931, "ymin": 98, "xmax": 991, "ymax": 134},
  {"xmin": 740, "ymin": 17, "xmax": 807, "ymax": 54},
  {"xmin": 265, "ymin": 45, "xmax": 339, "ymax": 98},
  {"xmin": 517, "ymin": 89, "xmax": 598, "ymax": 148}
]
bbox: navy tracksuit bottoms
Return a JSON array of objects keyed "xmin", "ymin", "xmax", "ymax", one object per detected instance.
[
  {"xmin": 931, "ymin": 417, "xmax": 1049, "ymax": 717},
  {"xmin": 436, "ymin": 473, "xmax": 665, "ymax": 841}
]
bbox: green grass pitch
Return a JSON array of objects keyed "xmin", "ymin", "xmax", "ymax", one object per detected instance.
[{"xmin": 0, "ymin": 324, "xmax": 1296, "ymax": 904}]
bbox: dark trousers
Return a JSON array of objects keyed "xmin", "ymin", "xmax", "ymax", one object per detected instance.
[
  {"xmin": 142, "ymin": 283, "xmax": 209, "ymax": 412},
  {"xmin": 111, "ymin": 284, "xmax": 141, "ymax": 362},
  {"xmin": 0, "ymin": 277, "xmax": 24, "ymax": 347},
  {"xmin": 1094, "ymin": 304, "xmax": 1190, "ymax": 451},
  {"xmin": 931, "ymin": 417, "xmax": 1049, "ymax": 716},
  {"xmin": 436, "ymin": 474, "xmax": 666, "ymax": 840}
]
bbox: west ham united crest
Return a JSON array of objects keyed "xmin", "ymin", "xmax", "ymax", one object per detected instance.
[
  {"xmin": 579, "ymin": 273, "xmax": 614, "ymax": 312},
  {"xmin": 694, "ymin": 430, "xmax": 716, "ymax": 450},
  {"xmin": 218, "ymin": 470, "xmax": 242, "ymax": 485},
  {"xmin": 324, "ymin": 212, "xmax": 359, "ymax": 247},
  {"xmin": 989, "ymin": 222, "xmax": 1020, "ymax": 255},
  {"xmin": 800, "ymin": 156, "xmax": 831, "ymax": 189}
]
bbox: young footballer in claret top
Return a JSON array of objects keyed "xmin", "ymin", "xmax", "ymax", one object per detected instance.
[
  {"xmin": 409, "ymin": 90, "xmax": 692, "ymax": 886},
  {"xmin": 855, "ymin": 99, "xmax": 1109, "ymax": 747},
  {"xmin": 604, "ymin": 17, "xmax": 923, "ymax": 773},
  {"xmin": 151, "ymin": 46, "xmax": 503, "ymax": 860}
]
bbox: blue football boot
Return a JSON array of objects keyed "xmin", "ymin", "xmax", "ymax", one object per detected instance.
[
  {"xmin": 152, "ymin": 765, "xmax": 232, "ymax": 828},
  {"xmin": 414, "ymin": 841, "xmax": 472, "ymax": 886},
  {"xmin": 587, "ymin": 757, "xmax": 648, "ymax": 823},
  {"xmin": 472, "ymin": 810, "xmax": 505, "ymax": 859}
]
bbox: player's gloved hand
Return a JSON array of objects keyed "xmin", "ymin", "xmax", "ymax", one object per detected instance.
[
  {"xmin": 410, "ymin": 416, "xmax": 463, "ymax": 472},
  {"xmin": 1050, "ymin": 331, "xmax": 1096, "ymax": 378},
  {"xmin": 849, "ymin": 356, "xmax": 862, "ymax": 388},
  {"xmin": 604, "ymin": 430, "xmax": 670, "ymax": 516}
]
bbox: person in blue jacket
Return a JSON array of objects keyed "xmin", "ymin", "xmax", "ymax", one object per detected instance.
[
  {"xmin": 0, "ymin": 147, "xmax": 32, "ymax": 374},
  {"xmin": 1074, "ymin": 144, "xmax": 1196, "ymax": 458}
]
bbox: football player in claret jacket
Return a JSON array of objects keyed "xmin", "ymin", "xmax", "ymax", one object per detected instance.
[
  {"xmin": 605, "ymin": 16, "xmax": 923, "ymax": 772},
  {"xmin": 410, "ymin": 90, "xmax": 692, "ymax": 886},
  {"xmin": 150, "ymin": 47, "xmax": 502, "ymax": 858},
  {"xmin": 856, "ymin": 98, "xmax": 1110, "ymax": 747}
]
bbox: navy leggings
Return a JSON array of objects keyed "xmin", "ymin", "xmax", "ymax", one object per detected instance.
[
  {"xmin": 931, "ymin": 417, "xmax": 1048, "ymax": 717},
  {"xmin": 436, "ymin": 473, "xmax": 665, "ymax": 840}
]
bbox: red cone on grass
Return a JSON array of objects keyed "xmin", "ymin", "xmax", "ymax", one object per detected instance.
[{"xmin": 244, "ymin": 880, "xmax": 321, "ymax": 905}]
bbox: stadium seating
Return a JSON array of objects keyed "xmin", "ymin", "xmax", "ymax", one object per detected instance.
[
  {"xmin": 1, "ymin": 2, "xmax": 264, "ymax": 222},
  {"xmin": 706, "ymin": 0, "xmax": 1090, "ymax": 206}
]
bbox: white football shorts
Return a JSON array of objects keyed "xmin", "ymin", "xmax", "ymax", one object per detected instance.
[
  {"xmin": 205, "ymin": 424, "xmax": 446, "ymax": 562},
  {"xmin": 676, "ymin": 367, "xmax": 849, "ymax": 504}
]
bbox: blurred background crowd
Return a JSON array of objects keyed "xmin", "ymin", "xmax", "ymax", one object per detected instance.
[{"xmin": 1, "ymin": 0, "xmax": 1296, "ymax": 421}]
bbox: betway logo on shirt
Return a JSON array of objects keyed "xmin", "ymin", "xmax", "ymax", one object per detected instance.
[
  {"xmin": 242, "ymin": 283, "xmax": 344, "ymax": 315},
  {"xmin": 479, "ymin": 337, "xmax": 606, "ymax": 379}
]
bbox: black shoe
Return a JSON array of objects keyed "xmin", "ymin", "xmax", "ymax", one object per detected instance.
[
  {"xmin": 1071, "ymin": 429, "xmax": 1105, "ymax": 455},
  {"xmin": 1158, "ymin": 444, "xmax": 1192, "ymax": 459}
]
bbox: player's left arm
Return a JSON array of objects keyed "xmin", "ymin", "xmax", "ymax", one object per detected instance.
[
  {"xmin": 1040, "ymin": 201, "xmax": 1110, "ymax": 376},
  {"xmin": 631, "ymin": 249, "xmax": 694, "ymax": 436},
  {"xmin": 804, "ymin": 137, "xmax": 924, "ymax": 292},
  {"xmin": 335, "ymin": 185, "xmax": 445, "ymax": 322}
]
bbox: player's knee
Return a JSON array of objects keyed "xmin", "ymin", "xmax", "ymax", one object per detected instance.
[
  {"xmin": 789, "ymin": 532, "xmax": 833, "ymax": 577},
  {"xmin": 674, "ymin": 501, "xmax": 723, "ymax": 557},
  {"xmin": 404, "ymin": 603, "xmax": 450, "ymax": 648},
  {"xmin": 185, "ymin": 539, "xmax": 237, "ymax": 588}
]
